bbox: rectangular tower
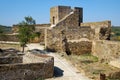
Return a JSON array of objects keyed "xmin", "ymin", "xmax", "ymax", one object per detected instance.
[
  {"xmin": 74, "ymin": 7, "xmax": 83, "ymax": 26},
  {"xmin": 50, "ymin": 6, "xmax": 72, "ymax": 25}
]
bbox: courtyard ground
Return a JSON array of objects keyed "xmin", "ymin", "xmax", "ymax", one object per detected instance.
[{"xmin": 27, "ymin": 43, "xmax": 90, "ymax": 80}]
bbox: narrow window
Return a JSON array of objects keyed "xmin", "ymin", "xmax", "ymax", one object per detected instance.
[{"xmin": 53, "ymin": 16, "xmax": 55, "ymax": 24}]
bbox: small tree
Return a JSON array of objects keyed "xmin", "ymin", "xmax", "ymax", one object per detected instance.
[{"xmin": 18, "ymin": 16, "xmax": 36, "ymax": 53}]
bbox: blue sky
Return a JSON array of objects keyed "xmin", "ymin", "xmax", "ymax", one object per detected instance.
[{"xmin": 0, "ymin": 0, "xmax": 120, "ymax": 26}]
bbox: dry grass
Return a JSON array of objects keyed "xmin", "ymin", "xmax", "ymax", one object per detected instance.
[{"xmin": 62, "ymin": 53, "xmax": 120, "ymax": 80}]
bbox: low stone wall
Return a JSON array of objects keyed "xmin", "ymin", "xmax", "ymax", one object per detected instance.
[
  {"xmin": 68, "ymin": 41, "xmax": 92, "ymax": 55},
  {"xmin": 0, "ymin": 54, "xmax": 54, "ymax": 80},
  {"xmin": 0, "ymin": 33, "xmax": 43, "ymax": 43},
  {"xmin": 81, "ymin": 21, "xmax": 111, "ymax": 40},
  {"xmin": 81, "ymin": 21, "xmax": 111, "ymax": 28},
  {"xmin": 0, "ymin": 56, "xmax": 23, "ymax": 64},
  {"xmin": 0, "ymin": 34, "xmax": 19, "ymax": 42},
  {"xmin": 92, "ymin": 40, "xmax": 120, "ymax": 62},
  {"xmin": 12, "ymin": 24, "xmax": 50, "ymax": 33}
]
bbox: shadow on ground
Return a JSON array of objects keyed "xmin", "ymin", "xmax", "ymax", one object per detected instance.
[{"xmin": 54, "ymin": 66, "xmax": 64, "ymax": 77}]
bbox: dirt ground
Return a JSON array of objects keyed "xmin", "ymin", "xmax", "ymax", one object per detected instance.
[{"xmin": 62, "ymin": 54, "xmax": 120, "ymax": 80}]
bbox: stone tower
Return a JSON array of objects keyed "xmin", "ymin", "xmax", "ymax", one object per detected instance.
[
  {"xmin": 50, "ymin": 6, "xmax": 83, "ymax": 26},
  {"xmin": 50, "ymin": 6, "xmax": 71, "ymax": 25},
  {"xmin": 74, "ymin": 7, "xmax": 83, "ymax": 26}
]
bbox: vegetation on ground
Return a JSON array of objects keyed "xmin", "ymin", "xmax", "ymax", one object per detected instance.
[
  {"xmin": 62, "ymin": 53, "xmax": 120, "ymax": 80},
  {"xmin": 111, "ymin": 26, "xmax": 120, "ymax": 41},
  {"xmin": 0, "ymin": 25, "xmax": 12, "ymax": 33},
  {"xmin": 36, "ymin": 77, "xmax": 44, "ymax": 80}
]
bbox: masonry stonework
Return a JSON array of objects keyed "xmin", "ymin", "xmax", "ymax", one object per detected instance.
[
  {"xmin": 0, "ymin": 53, "xmax": 54, "ymax": 80},
  {"xmin": 92, "ymin": 40, "xmax": 120, "ymax": 62},
  {"xmin": 81, "ymin": 21, "xmax": 111, "ymax": 40},
  {"xmin": 68, "ymin": 41, "xmax": 92, "ymax": 55},
  {"xmin": 46, "ymin": 6, "xmax": 111, "ymax": 55}
]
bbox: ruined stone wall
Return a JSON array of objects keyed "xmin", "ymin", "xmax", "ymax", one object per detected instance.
[
  {"xmin": 0, "ymin": 34, "xmax": 44, "ymax": 43},
  {"xmin": 35, "ymin": 24, "xmax": 50, "ymax": 32},
  {"xmin": 81, "ymin": 21, "xmax": 111, "ymax": 28},
  {"xmin": 12, "ymin": 24, "xmax": 50, "ymax": 33},
  {"xmin": 66, "ymin": 27, "xmax": 95, "ymax": 40},
  {"xmin": 3, "ymin": 25, "xmax": 50, "ymax": 43},
  {"xmin": 0, "ymin": 34, "xmax": 19, "ymax": 42},
  {"xmin": 68, "ymin": 41, "xmax": 92, "ymax": 55},
  {"xmin": 46, "ymin": 27, "xmax": 94, "ymax": 53},
  {"xmin": 46, "ymin": 29, "xmax": 62, "ymax": 52},
  {"xmin": 92, "ymin": 40, "xmax": 120, "ymax": 62},
  {"xmin": 81, "ymin": 21, "xmax": 111, "ymax": 40},
  {"xmin": 0, "ymin": 56, "xmax": 54, "ymax": 80},
  {"xmin": 0, "ymin": 56, "xmax": 23, "ymax": 64}
]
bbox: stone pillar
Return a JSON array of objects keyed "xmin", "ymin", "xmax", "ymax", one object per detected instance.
[{"xmin": 44, "ymin": 28, "xmax": 47, "ymax": 49}]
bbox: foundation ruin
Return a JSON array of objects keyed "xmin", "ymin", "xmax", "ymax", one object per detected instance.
[{"xmin": 0, "ymin": 48, "xmax": 54, "ymax": 80}]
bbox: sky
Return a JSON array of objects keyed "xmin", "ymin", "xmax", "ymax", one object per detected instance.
[{"xmin": 0, "ymin": 0, "xmax": 120, "ymax": 26}]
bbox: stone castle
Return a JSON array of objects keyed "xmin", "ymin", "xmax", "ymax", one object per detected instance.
[
  {"xmin": 12, "ymin": 5, "xmax": 111, "ymax": 53},
  {"xmin": 12, "ymin": 6, "xmax": 120, "ymax": 62},
  {"xmin": 45, "ymin": 6, "xmax": 111, "ymax": 54},
  {"xmin": 1, "ymin": 6, "xmax": 120, "ymax": 79}
]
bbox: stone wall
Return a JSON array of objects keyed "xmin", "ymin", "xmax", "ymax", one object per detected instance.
[
  {"xmin": 0, "ymin": 54, "xmax": 54, "ymax": 80},
  {"xmin": 0, "ymin": 56, "xmax": 23, "ymax": 64},
  {"xmin": 92, "ymin": 40, "xmax": 120, "ymax": 62},
  {"xmin": 11, "ymin": 24, "xmax": 50, "ymax": 43},
  {"xmin": 1, "ymin": 24, "xmax": 51, "ymax": 43},
  {"xmin": 66, "ymin": 27, "xmax": 95, "ymax": 40},
  {"xmin": 81, "ymin": 21, "xmax": 111, "ymax": 40},
  {"xmin": 46, "ymin": 27, "xmax": 94, "ymax": 53},
  {"xmin": 12, "ymin": 24, "xmax": 50, "ymax": 33},
  {"xmin": 68, "ymin": 41, "xmax": 92, "ymax": 55},
  {"xmin": 81, "ymin": 21, "xmax": 111, "ymax": 28},
  {"xmin": 0, "ymin": 34, "xmax": 19, "ymax": 42},
  {"xmin": 46, "ymin": 29, "xmax": 62, "ymax": 52}
]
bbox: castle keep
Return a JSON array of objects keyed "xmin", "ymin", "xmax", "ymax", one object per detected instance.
[{"xmin": 50, "ymin": 6, "xmax": 83, "ymax": 26}]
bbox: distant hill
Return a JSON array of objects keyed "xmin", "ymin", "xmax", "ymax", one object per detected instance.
[
  {"xmin": 111, "ymin": 26, "xmax": 120, "ymax": 36},
  {"xmin": 111, "ymin": 26, "xmax": 120, "ymax": 41},
  {"xmin": 0, "ymin": 25, "xmax": 12, "ymax": 33}
]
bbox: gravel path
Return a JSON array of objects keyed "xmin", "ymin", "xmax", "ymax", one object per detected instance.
[{"xmin": 27, "ymin": 43, "xmax": 90, "ymax": 80}]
